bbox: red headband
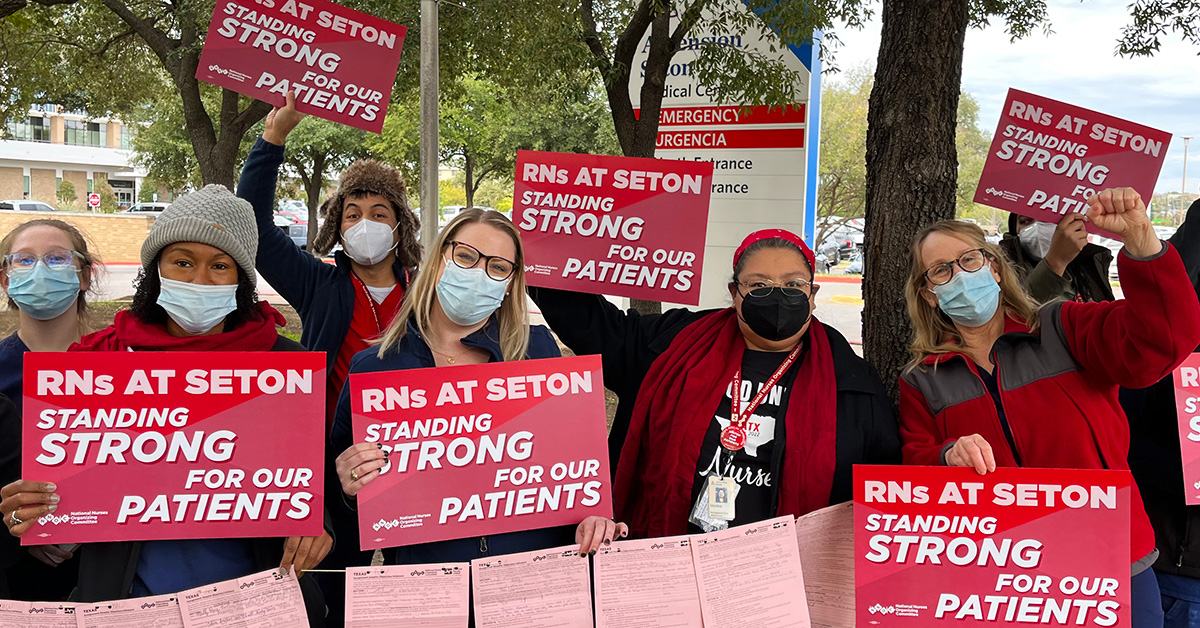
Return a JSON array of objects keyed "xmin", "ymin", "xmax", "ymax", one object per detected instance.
[{"xmin": 732, "ymin": 229, "xmax": 815, "ymax": 272}]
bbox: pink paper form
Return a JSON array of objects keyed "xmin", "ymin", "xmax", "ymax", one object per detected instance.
[
  {"xmin": 593, "ymin": 534, "xmax": 702, "ymax": 628},
  {"xmin": 472, "ymin": 545, "xmax": 592, "ymax": 628},
  {"xmin": 76, "ymin": 594, "xmax": 184, "ymax": 628},
  {"xmin": 794, "ymin": 503, "xmax": 854, "ymax": 628},
  {"xmin": 691, "ymin": 516, "xmax": 812, "ymax": 628},
  {"xmin": 0, "ymin": 601, "xmax": 75, "ymax": 628},
  {"xmin": 345, "ymin": 564, "xmax": 469, "ymax": 628},
  {"xmin": 178, "ymin": 569, "xmax": 308, "ymax": 628}
]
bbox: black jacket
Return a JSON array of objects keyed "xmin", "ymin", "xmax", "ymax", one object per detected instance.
[
  {"xmin": 74, "ymin": 336, "xmax": 330, "ymax": 627},
  {"xmin": 1126, "ymin": 199, "xmax": 1200, "ymax": 579},
  {"xmin": 999, "ymin": 235, "xmax": 1115, "ymax": 303},
  {"xmin": 527, "ymin": 287, "xmax": 902, "ymax": 504}
]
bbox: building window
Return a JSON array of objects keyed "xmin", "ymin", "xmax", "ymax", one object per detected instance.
[
  {"xmin": 64, "ymin": 120, "xmax": 105, "ymax": 147},
  {"xmin": 119, "ymin": 125, "xmax": 133, "ymax": 150},
  {"xmin": 23, "ymin": 176, "xmax": 30, "ymax": 195},
  {"xmin": 4, "ymin": 117, "xmax": 50, "ymax": 142}
]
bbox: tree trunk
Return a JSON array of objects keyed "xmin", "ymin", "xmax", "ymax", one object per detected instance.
[
  {"xmin": 305, "ymin": 155, "xmax": 326, "ymax": 254},
  {"xmin": 862, "ymin": 0, "xmax": 967, "ymax": 405},
  {"xmin": 464, "ymin": 153, "xmax": 475, "ymax": 208},
  {"xmin": 621, "ymin": 11, "xmax": 672, "ymax": 316}
]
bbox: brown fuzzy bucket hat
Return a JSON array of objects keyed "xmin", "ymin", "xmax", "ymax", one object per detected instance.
[{"xmin": 312, "ymin": 159, "xmax": 422, "ymax": 268}]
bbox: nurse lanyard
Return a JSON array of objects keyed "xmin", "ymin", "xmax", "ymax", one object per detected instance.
[{"xmin": 719, "ymin": 343, "xmax": 803, "ymax": 451}]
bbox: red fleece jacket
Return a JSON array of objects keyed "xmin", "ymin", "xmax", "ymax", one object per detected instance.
[{"xmin": 900, "ymin": 244, "xmax": 1200, "ymax": 565}]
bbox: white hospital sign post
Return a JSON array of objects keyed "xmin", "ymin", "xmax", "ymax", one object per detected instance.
[{"xmin": 631, "ymin": 0, "xmax": 821, "ymax": 308}]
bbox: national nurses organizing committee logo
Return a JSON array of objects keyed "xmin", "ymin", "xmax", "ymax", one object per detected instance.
[
  {"xmin": 373, "ymin": 518, "xmax": 400, "ymax": 531},
  {"xmin": 867, "ymin": 602, "xmax": 928, "ymax": 618},
  {"xmin": 38, "ymin": 513, "xmax": 69, "ymax": 526},
  {"xmin": 985, "ymin": 187, "xmax": 1024, "ymax": 203}
]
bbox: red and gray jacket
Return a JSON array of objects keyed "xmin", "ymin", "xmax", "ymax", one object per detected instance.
[{"xmin": 900, "ymin": 244, "xmax": 1200, "ymax": 571}]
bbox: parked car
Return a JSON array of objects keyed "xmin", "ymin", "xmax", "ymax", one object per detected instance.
[
  {"xmin": 278, "ymin": 199, "xmax": 306, "ymax": 213},
  {"xmin": 284, "ymin": 221, "xmax": 309, "ymax": 250},
  {"xmin": 439, "ymin": 205, "xmax": 468, "ymax": 228},
  {"xmin": 276, "ymin": 209, "xmax": 310, "ymax": 225},
  {"xmin": 0, "ymin": 200, "xmax": 56, "ymax": 212},
  {"xmin": 817, "ymin": 237, "xmax": 841, "ymax": 265},
  {"xmin": 829, "ymin": 225, "xmax": 864, "ymax": 258},
  {"xmin": 124, "ymin": 202, "xmax": 170, "ymax": 215},
  {"xmin": 846, "ymin": 253, "xmax": 865, "ymax": 276}
]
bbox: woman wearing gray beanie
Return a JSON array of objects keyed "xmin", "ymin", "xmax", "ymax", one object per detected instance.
[{"xmin": 0, "ymin": 185, "xmax": 333, "ymax": 626}]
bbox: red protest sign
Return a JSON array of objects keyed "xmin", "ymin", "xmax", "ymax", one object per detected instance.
[
  {"xmin": 21, "ymin": 352, "xmax": 326, "ymax": 545},
  {"xmin": 1173, "ymin": 353, "xmax": 1200, "ymax": 504},
  {"xmin": 515, "ymin": 150, "xmax": 713, "ymax": 306},
  {"xmin": 350, "ymin": 355, "xmax": 612, "ymax": 550},
  {"xmin": 974, "ymin": 89, "xmax": 1171, "ymax": 238},
  {"xmin": 195, "ymin": 0, "xmax": 406, "ymax": 133},
  {"xmin": 855, "ymin": 465, "xmax": 1131, "ymax": 627}
]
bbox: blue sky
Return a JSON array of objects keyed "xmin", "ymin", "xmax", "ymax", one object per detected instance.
[{"xmin": 830, "ymin": 0, "xmax": 1200, "ymax": 196}]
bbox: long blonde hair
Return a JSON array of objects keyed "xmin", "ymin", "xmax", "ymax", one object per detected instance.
[
  {"xmin": 904, "ymin": 220, "xmax": 1040, "ymax": 370},
  {"xmin": 376, "ymin": 208, "xmax": 531, "ymax": 361}
]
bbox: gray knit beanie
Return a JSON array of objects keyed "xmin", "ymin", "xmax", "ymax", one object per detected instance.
[{"xmin": 140, "ymin": 185, "xmax": 258, "ymax": 274}]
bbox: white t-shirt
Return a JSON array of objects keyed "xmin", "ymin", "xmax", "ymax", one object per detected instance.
[{"xmin": 364, "ymin": 284, "xmax": 396, "ymax": 304}]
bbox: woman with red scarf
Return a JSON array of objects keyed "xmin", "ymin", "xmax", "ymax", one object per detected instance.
[
  {"xmin": 531, "ymin": 229, "xmax": 901, "ymax": 542},
  {"xmin": 0, "ymin": 185, "xmax": 332, "ymax": 625}
]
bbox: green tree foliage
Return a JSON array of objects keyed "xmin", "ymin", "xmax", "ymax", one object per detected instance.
[
  {"xmin": 817, "ymin": 65, "xmax": 995, "ymax": 242},
  {"xmin": 282, "ymin": 117, "xmax": 372, "ymax": 249},
  {"xmin": 1119, "ymin": 0, "xmax": 1200, "ymax": 55},
  {"xmin": 954, "ymin": 92, "xmax": 997, "ymax": 229},
  {"xmin": 98, "ymin": 182, "xmax": 118, "ymax": 213},
  {"xmin": 816, "ymin": 65, "xmax": 871, "ymax": 246},
  {"xmin": 373, "ymin": 74, "xmax": 618, "ymax": 210},
  {"xmin": 55, "ymin": 179, "xmax": 77, "ymax": 209}
]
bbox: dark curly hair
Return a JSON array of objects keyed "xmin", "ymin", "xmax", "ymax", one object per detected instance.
[{"xmin": 130, "ymin": 252, "xmax": 259, "ymax": 333}]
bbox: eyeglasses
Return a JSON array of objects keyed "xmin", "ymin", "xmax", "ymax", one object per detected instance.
[
  {"xmin": 732, "ymin": 278, "xmax": 812, "ymax": 299},
  {"xmin": 3, "ymin": 249, "xmax": 81, "ymax": 274},
  {"xmin": 923, "ymin": 248, "xmax": 990, "ymax": 285},
  {"xmin": 446, "ymin": 241, "xmax": 516, "ymax": 281}
]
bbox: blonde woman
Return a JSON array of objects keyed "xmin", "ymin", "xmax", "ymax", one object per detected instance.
[
  {"xmin": 899, "ymin": 188, "xmax": 1200, "ymax": 628},
  {"xmin": 330, "ymin": 208, "xmax": 608, "ymax": 572}
]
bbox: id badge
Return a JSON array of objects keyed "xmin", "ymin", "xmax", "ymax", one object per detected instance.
[
  {"xmin": 689, "ymin": 475, "xmax": 740, "ymax": 532},
  {"xmin": 707, "ymin": 476, "xmax": 736, "ymax": 521}
]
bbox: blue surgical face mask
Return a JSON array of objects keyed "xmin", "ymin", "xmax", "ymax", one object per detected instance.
[
  {"xmin": 157, "ymin": 275, "xmax": 239, "ymax": 335},
  {"xmin": 932, "ymin": 263, "xmax": 1002, "ymax": 327},
  {"xmin": 5, "ymin": 262, "xmax": 81, "ymax": 320},
  {"xmin": 435, "ymin": 261, "xmax": 509, "ymax": 326}
]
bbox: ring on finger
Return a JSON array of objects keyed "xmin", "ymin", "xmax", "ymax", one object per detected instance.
[
  {"xmin": 350, "ymin": 471, "xmax": 360, "ymax": 482},
  {"xmin": 8, "ymin": 511, "xmax": 22, "ymax": 526}
]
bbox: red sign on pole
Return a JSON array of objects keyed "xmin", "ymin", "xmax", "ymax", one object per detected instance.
[
  {"xmin": 22, "ymin": 352, "xmax": 326, "ymax": 544},
  {"xmin": 855, "ymin": 465, "xmax": 1131, "ymax": 627},
  {"xmin": 974, "ymin": 88, "xmax": 1171, "ymax": 238},
  {"xmin": 195, "ymin": 0, "xmax": 406, "ymax": 133},
  {"xmin": 515, "ymin": 150, "xmax": 714, "ymax": 306},
  {"xmin": 87, "ymin": 193, "xmax": 100, "ymax": 209},
  {"xmin": 1173, "ymin": 353, "xmax": 1200, "ymax": 504},
  {"xmin": 350, "ymin": 355, "xmax": 612, "ymax": 550}
]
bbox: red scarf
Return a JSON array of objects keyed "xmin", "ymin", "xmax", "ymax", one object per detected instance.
[
  {"xmin": 71, "ymin": 302, "xmax": 286, "ymax": 352},
  {"xmin": 612, "ymin": 308, "xmax": 838, "ymax": 537}
]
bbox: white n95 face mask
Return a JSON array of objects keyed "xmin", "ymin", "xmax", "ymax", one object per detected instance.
[
  {"xmin": 1018, "ymin": 221, "xmax": 1056, "ymax": 260},
  {"xmin": 342, "ymin": 219, "xmax": 398, "ymax": 266},
  {"xmin": 157, "ymin": 276, "xmax": 238, "ymax": 335}
]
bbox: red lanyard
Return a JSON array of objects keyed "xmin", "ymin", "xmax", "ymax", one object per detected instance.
[
  {"xmin": 721, "ymin": 344, "xmax": 802, "ymax": 451},
  {"xmin": 350, "ymin": 273, "xmax": 383, "ymax": 334}
]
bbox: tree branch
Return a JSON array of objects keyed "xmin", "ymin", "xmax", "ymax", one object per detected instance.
[
  {"xmin": 578, "ymin": 0, "xmax": 611, "ymax": 76},
  {"xmin": 98, "ymin": 0, "xmax": 175, "ymax": 69},
  {"xmin": 229, "ymin": 99, "xmax": 273, "ymax": 136},
  {"xmin": 669, "ymin": 0, "xmax": 714, "ymax": 52},
  {"xmin": 0, "ymin": 0, "xmax": 78, "ymax": 20}
]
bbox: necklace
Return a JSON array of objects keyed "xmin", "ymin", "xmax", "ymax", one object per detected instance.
[{"xmin": 428, "ymin": 339, "xmax": 473, "ymax": 364}]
